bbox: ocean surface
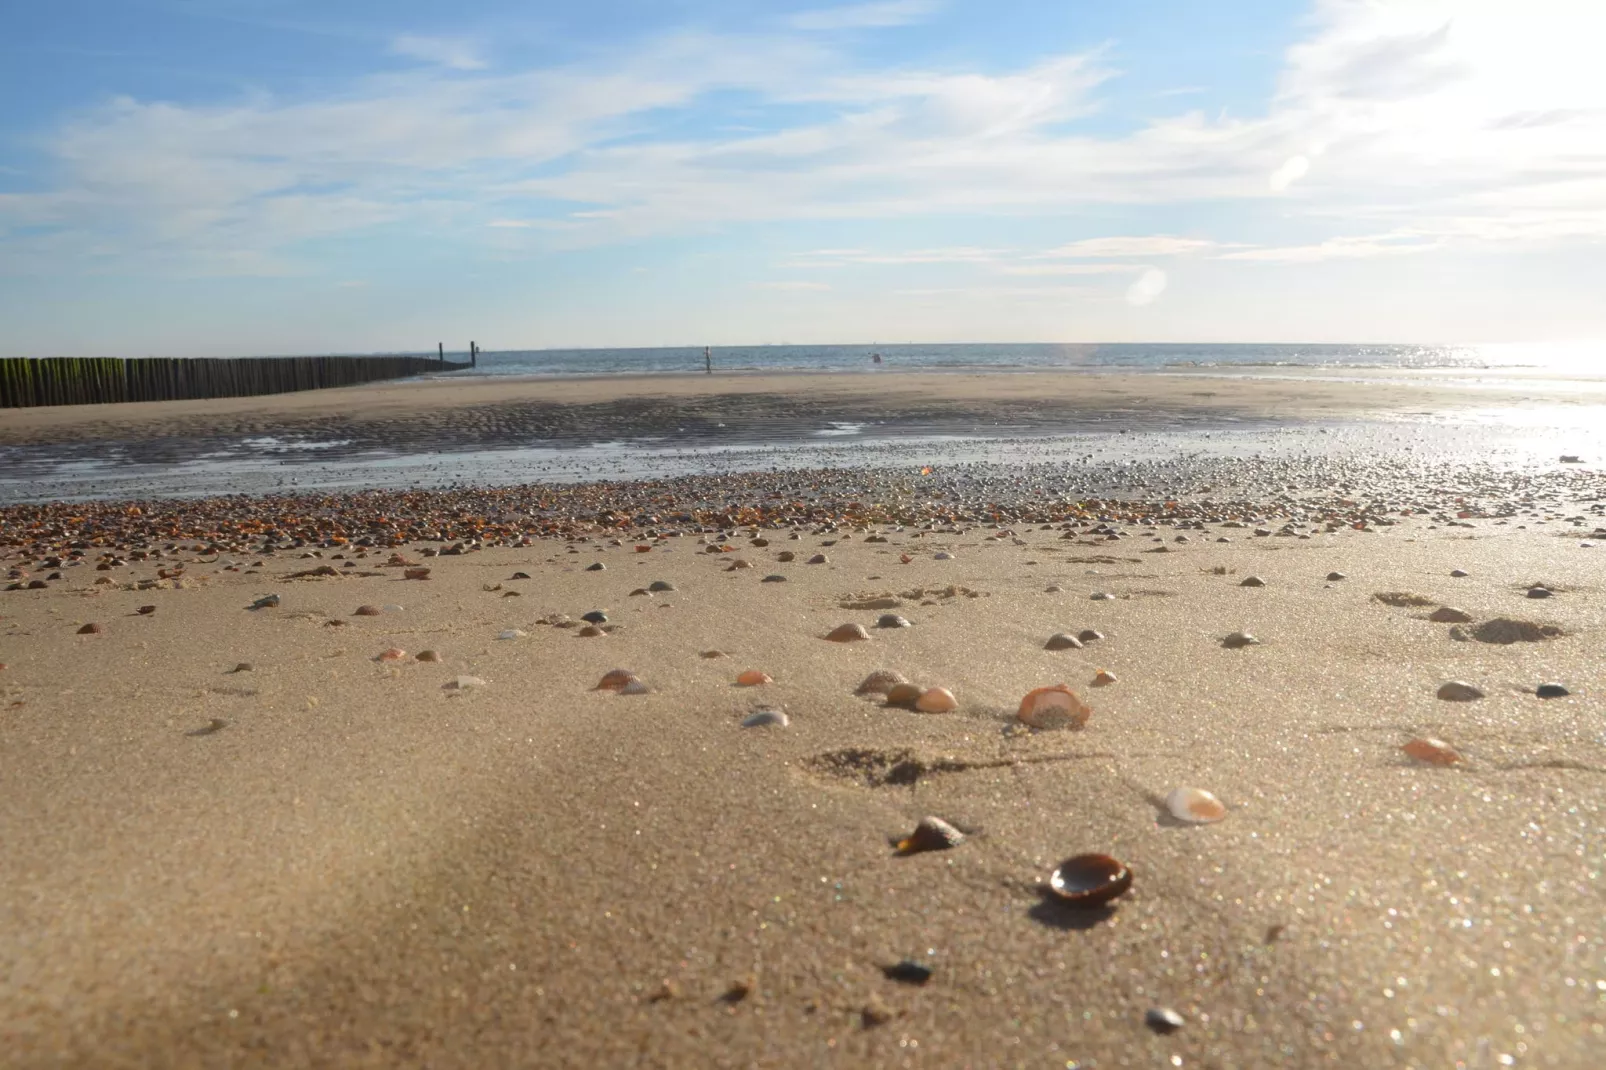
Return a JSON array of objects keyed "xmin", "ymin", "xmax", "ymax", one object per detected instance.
[{"xmin": 422, "ymin": 341, "xmax": 1605, "ymax": 379}]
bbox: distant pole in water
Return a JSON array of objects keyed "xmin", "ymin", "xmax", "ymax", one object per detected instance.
[
  {"xmin": 471, "ymin": 341, "xmax": 478, "ymax": 368},
  {"xmin": 438, "ymin": 342, "xmax": 444, "ymax": 365},
  {"xmin": 704, "ymin": 345, "xmax": 712, "ymax": 375}
]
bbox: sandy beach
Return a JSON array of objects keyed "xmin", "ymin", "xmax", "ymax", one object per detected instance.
[{"xmin": 3, "ymin": 442, "xmax": 1604, "ymax": 1067}]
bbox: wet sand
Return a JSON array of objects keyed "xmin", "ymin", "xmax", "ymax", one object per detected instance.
[{"xmin": 3, "ymin": 466, "xmax": 1605, "ymax": 1067}]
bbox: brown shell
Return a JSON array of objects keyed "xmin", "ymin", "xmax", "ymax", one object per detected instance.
[
  {"xmin": 915, "ymin": 687, "xmax": 958, "ymax": 712},
  {"xmin": 825, "ymin": 623, "xmax": 871, "ymax": 642},
  {"xmin": 1091, "ymin": 669, "xmax": 1117, "ymax": 687},
  {"xmin": 595, "ymin": 669, "xmax": 638, "ymax": 691},
  {"xmin": 77, "ymin": 623, "xmax": 103, "ymax": 635},
  {"xmin": 1044, "ymin": 633, "xmax": 1083, "ymax": 650},
  {"xmin": 855, "ymin": 669, "xmax": 911, "ymax": 695},
  {"xmin": 353, "ymin": 605, "xmax": 381, "ymax": 616},
  {"xmin": 1017, "ymin": 685, "xmax": 1092, "ymax": 729},
  {"xmin": 736, "ymin": 669, "xmax": 773, "ymax": 686},
  {"xmin": 1048, "ymin": 853, "xmax": 1132, "ymax": 907},
  {"xmin": 896, "ymin": 816, "xmax": 965, "ymax": 855},
  {"xmin": 415, "ymin": 650, "xmax": 442, "ymax": 663},
  {"xmin": 884, "ymin": 683, "xmax": 924, "ymax": 709},
  {"xmin": 376, "ymin": 648, "xmax": 406, "ymax": 661},
  {"xmin": 1402, "ymin": 737, "xmax": 1460, "ymax": 765}
]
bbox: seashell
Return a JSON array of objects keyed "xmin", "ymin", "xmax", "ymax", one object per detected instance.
[
  {"xmin": 1527, "ymin": 586, "xmax": 1552, "ymax": 599},
  {"xmin": 444, "ymin": 675, "xmax": 485, "ymax": 690},
  {"xmin": 77, "ymin": 623, "xmax": 103, "ymax": 635},
  {"xmin": 807, "ymin": 553, "xmax": 828, "ymax": 564},
  {"xmin": 1450, "ymin": 568, "xmax": 1469, "ymax": 577},
  {"xmin": 376, "ymin": 648, "xmax": 406, "ymax": 661},
  {"xmin": 1044, "ymin": 585, "xmax": 1063, "ymax": 593},
  {"xmin": 228, "ymin": 663, "xmax": 253, "ymax": 673},
  {"xmin": 581, "ymin": 610, "xmax": 608, "ymax": 624},
  {"xmin": 1044, "ymin": 632, "xmax": 1083, "ymax": 651},
  {"xmin": 648, "ymin": 580, "xmax": 676, "ymax": 592},
  {"xmin": 899, "ymin": 553, "xmax": 914, "ymax": 564},
  {"xmin": 777, "ymin": 551, "xmax": 796, "ymax": 563},
  {"xmin": 497, "ymin": 629, "xmax": 526, "ymax": 640},
  {"xmin": 578, "ymin": 625, "xmax": 604, "ymax": 637},
  {"xmin": 736, "ymin": 670, "xmax": 773, "ymax": 686},
  {"xmin": 761, "ymin": 574, "xmax": 787, "ymax": 582},
  {"xmin": 855, "ymin": 669, "xmax": 910, "ymax": 695},
  {"xmin": 618, "ymin": 678, "xmax": 651, "ymax": 695},
  {"xmin": 595, "ymin": 669, "xmax": 638, "ymax": 691},
  {"xmin": 511, "ymin": 572, "xmax": 531, "ymax": 579},
  {"xmin": 1164, "ymin": 786, "xmax": 1226, "ymax": 823},
  {"xmin": 354, "ymin": 605, "xmax": 381, "ymax": 616},
  {"xmin": 1535, "ymin": 683, "xmax": 1570, "ymax": 699},
  {"xmin": 1145, "ymin": 1008, "xmax": 1185, "ymax": 1035},
  {"xmin": 1436, "ymin": 680, "xmax": 1484, "ymax": 701},
  {"xmin": 741, "ymin": 708, "xmax": 789, "ymax": 728},
  {"xmin": 728, "ymin": 559, "xmax": 753, "ymax": 570},
  {"xmin": 585, "ymin": 562, "xmax": 606, "ymax": 572},
  {"xmin": 933, "ymin": 551, "xmax": 953, "ymax": 560},
  {"xmin": 415, "ymin": 650, "xmax": 441, "ymax": 662},
  {"xmin": 751, "ymin": 538, "xmax": 770, "ymax": 547},
  {"xmin": 700, "ymin": 649, "xmax": 728, "ymax": 658},
  {"xmin": 1326, "ymin": 571, "xmax": 1347, "ymax": 581},
  {"xmin": 1047, "ymin": 853, "xmax": 1132, "ymax": 907},
  {"xmin": 1239, "ymin": 576, "xmax": 1266, "ymax": 587},
  {"xmin": 884, "ymin": 683, "xmax": 924, "ymax": 709},
  {"xmin": 634, "ymin": 545, "xmax": 652, "ymax": 553},
  {"xmin": 1429, "ymin": 607, "xmax": 1473, "ymax": 623},
  {"xmin": 403, "ymin": 568, "xmax": 431, "ymax": 580},
  {"xmin": 896, "ymin": 815, "xmax": 964, "ymax": 854},
  {"xmin": 1017, "ymin": 685, "xmax": 1091, "ymax": 730},
  {"xmin": 915, "ymin": 687, "xmax": 958, "ymax": 712},
  {"xmin": 1090, "ymin": 592, "xmax": 1114, "ymax": 601},
  {"xmin": 248, "ymin": 594, "xmax": 281, "ymax": 609},
  {"xmin": 1077, "ymin": 628, "xmax": 1103, "ymax": 642},
  {"xmin": 1221, "ymin": 631, "xmax": 1260, "ymax": 648},
  {"xmin": 825, "ymin": 622, "xmax": 871, "ymax": 642},
  {"xmin": 382, "ymin": 604, "xmax": 403, "ymax": 613},
  {"xmin": 1091, "ymin": 669, "xmax": 1116, "ymax": 687},
  {"xmin": 876, "ymin": 613, "xmax": 911, "ymax": 628},
  {"xmin": 1402, "ymin": 737, "xmax": 1460, "ymax": 765},
  {"xmin": 630, "ymin": 588, "xmax": 651, "ymax": 596},
  {"xmin": 137, "ymin": 605, "xmax": 156, "ymax": 615}
]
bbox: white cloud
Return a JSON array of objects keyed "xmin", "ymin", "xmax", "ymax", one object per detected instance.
[
  {"xmin": 391, "ymin": 35, "xmax": 487, "ymax": 71},
  {"xmin": 1220, "ymin": 231, "xmax": 1441, "ymax": 262},
  {"xmin": 751, "ymin": 280, "xmax": 832, "ymax": 291},
  {"xmin": 1268, "ymin": 154, "xmax": 1309, "ymax": 192},
  {"xmin": 1035, "ymin": 236, "xmax": 1218, "ymax": 259},
  {"xmin": 787, "ymin": 1, "xmax": 939, "ymax": 31},
  {"xmin": 1125, "ymin": 268, "xmax": 1167, "ymax": 306}
]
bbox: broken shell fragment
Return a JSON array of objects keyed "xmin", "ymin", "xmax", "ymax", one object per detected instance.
[
  {"xmin": 915, "ymin": 687, "xmax": 958, "ymax": 712},
  {"xmin": 1222, "ymin": 631, "xmax": 1260, "ymax": 649},
  {"xmin": 855, "ymin": 669, "xmax": 910, "ymax": 695},
  {"xmin": 1436, "ymin": 680, "xmax": 1484, "ymax": 701},
  {"xmin": 1091, "ymin": 669, "xmax": 1117, "ymax": 687},
  {"xmin": 741, "ymin": 708, "xmax": 789, "ymax": 728},
  {"xmin": 1017, "ymin": 685, "xmax": 1092, "ymax": 730},
  {"xmin": 825, "ymin": 623, "xmax": 871, "ymax": 642},
  {"xmin": 1048, "ymin": 854, "xmax": 1132, "ymax": 907},
  {"xmin": 1429, "ymin": 607, "xmax": 1473, "ymax": 623},
  {"xmin": 884, "ymin": 683, "xmax": 924, "ymax": 709},
  {"xmin": 376, "ymin": 648, "xmax": 406, "ymax": 661},
  {"xmin": 595, "ymin": 669, "xmax": 639, "ymax": 691},
  {"xmin": 1164, "ymin": 786, "xmax": 1226, "ymax": 824},
  {"xmin": 497, "ymin": 629, "xmax": 526, "ymax": 640},
  {"xmin": 896, "ymin": 816, "xmax": 965, "ymax": 855},
  {"xmin": 444, "ymin": 675, "xmax": 485, "ymax": 691},
  {"xmin": 1402, "ymin": 737, "xmax": 1460, "ymax": 765},
  {"xmin": 1044, "ymin": 633, "xmax": 1083, "ymax": 651},
  {"xmin": 736, "ymin": 669, "xmax": 773, "ymax": 686}
]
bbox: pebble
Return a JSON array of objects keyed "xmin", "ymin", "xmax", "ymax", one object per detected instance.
[
  {"xmin": 1436, "ymin": 680, "xmax": 1484, "ymax": 701},
  {"xmin": 137, "ymin": 605, "xmax": 156, "ymax": 615},
  {"xmin": 825, "ymin": 623, "xmax": 871, "ymax": 642},
  {"xmin": 1077, "ymin": 629, "xmax": 1103, "ymax": 642},
  {"xmin": 376, "ymin": 648, "xmax": 406, "ymax": 661},
  {"xmin": 248, "ymin": 594, "xmax": 280, "ymax": 610},
  {"xmin": 777, "ymin": 551, "xmax": 796, "ymax": 563},
  {"xmin": 741, "ymin": 708, "xmax": 788, "ymax": 728},
  {"xmin": 896, "ymin": 815, "xmax": 964, "ymax": 854},
  {"xmin": 585, "ymin": 562, "xmax": 605, "ymax": 571},
  {"xmin": 807, "ymin": 553, "xmax": 828, "ymax": 564},
  {"xmin": 855, "ymin": 669, "xmax": 910, "ymax": 695},
  {"xmin": 933, "ymin": 551, "xmax": 953, "ymax": 560},
  {"xmin": 403, "ymin": 568, "xmax": 431, "ymax": 580},
  {"xmin": 1429, "ymin": 607, "xmax": 1473, "ymax": 623},
  {"xmin": 1044, "ymin": 585, "xmax": 1063, "ymax": 593},
  {"xmin": 1044, "ymin": 633, "xmax": 1083, "ymax": 650},
  {"xmin": 578, "ymin": 625, "xmax": 605, "ymax": 637},
  {"xmin": 1145, "ymin": 1008, "xmax": 1186, "ymax": 1035},
  {"xmin": 1535, "ymin": 683, "xmax": 1570, "ymax": 699},
  {"xmin": 415, "ymin": 650, "xmax": 441, "ymax": 662},
  {"xmin": 1222, "ymin": 631, "xmax": 1260, "ymax": 648},
  {"xmin": 77, "ymin": 623, "xmax": 102, "ymax": 635},
  {"xmin": 876, "ymin": 613, "xmax": 911, "ymax": 628},
  {"xmin": 497, "ymin": 629, "xmax": 526, "ymax": 640},
  {"xmin": 1090, "ymin": 592, "xmax": 1114, "ymax": 601}
]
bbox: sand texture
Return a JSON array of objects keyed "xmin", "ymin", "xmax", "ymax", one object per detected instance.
[{"xmin": 3, "ymin": 516, "xmax": 1604, "ymax": 1067}]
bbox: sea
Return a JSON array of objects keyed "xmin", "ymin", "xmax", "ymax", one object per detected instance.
[{"xmin": 421, "ymin": 341, "xmax": 1603, "ymax": 379}]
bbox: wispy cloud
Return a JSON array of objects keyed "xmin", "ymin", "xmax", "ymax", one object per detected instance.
[
  {"xmin": 1218, "ymin": 231, "xmax": 1441, "ymax": 262},
  {"xmin": 390, "ymin": 34, "xmax": 487, "ymax": 71},
  {"xmin": 750, "ymin": 280, "xmax": 832, "ymax": 291},
  {"xmin": 786, "ymin": 1, "xmax": 939, "ymax": 32},
  {"xmin": 1034, "ymin": 236, "xmax": 1219, "ymax": 259}
]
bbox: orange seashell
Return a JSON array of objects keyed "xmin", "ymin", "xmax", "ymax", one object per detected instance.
[
  {"xmin": 1402, "ymin": 737, "xmax": 1460, "ymax": 765},
  {"xmin": 376, "ymin": 648, "xmax": 406, "ymax": 661},
  {"xmin": 1091, "ymin": 669, "xmax": 1117, "ymax": 687},
  {"xmin": 595, "ymin": 669, "xmax": 638, "ymax": 691},
  {"xmin": 915, "ymin": 686, "xmax": 958, "ymax": 712},
  {"xmin": 736, "ymin": 670, "xmax": 773, "ymax": 686},
  {"xmin": 825, "ymin": 623, "xmax": 871, "ymax": 642},
  {"xmin": 899, "ymin": 554, "xmax": 913, "ymax": 564},
  {"xmin": 1165, "ymin": 787, "xmax": 1226, "ymax": 823},
  {"xmin": 635, "ymin": 545, "xmax": 652, "ymax": 553},
  {"xmin": 1017, "ymin": 685, "xmax": 1091, "ymax": 730}
]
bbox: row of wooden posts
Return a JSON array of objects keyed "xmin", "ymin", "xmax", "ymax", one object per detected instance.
[{"xmin": 0, "ymin": 344, "xmax": 478, "ymax": 409}]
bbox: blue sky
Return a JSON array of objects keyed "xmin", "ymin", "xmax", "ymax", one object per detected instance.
[{"xmin": 2, "ymin": 0, "xmax": 1603, "ymax": 356}]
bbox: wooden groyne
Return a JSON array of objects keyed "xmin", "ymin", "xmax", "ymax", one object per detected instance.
[{"xmin": 0, "ymin": 349, "xmax": 476, "ymax": 409}]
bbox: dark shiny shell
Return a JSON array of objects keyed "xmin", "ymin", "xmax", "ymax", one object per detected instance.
[
  {"xmin": 1536, "ymin": 683, "xmax": 1570, "ymax": 698},
  {"xmin": 876, "ymin": 613, "xmax": 911, "ymax": 628},
  {"xmin": 585, "ymin": 562, "xmax": 606, "ymax": 571},
  {"xmin": 1048, "ymin": 853, "xmax": 1132, "ymax": 907},
  {"xmin": 581, "ymin": 610, "xmax": 608, "ymax": 624},
  {"xmin": 881, "ymin": 961, "xmax": 933, "ymax": 985}
]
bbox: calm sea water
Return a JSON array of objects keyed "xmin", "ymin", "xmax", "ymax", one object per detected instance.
[{"xmin": 426, "ymin": 341, "xmax": 1604, "ymax": 379}]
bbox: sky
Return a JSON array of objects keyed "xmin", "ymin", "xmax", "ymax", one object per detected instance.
[{"xmin": 1, "ymin": 0, "xmax": 1603, "ymax": 356}]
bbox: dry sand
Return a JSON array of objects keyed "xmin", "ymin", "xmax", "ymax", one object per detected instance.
[{"xmin": 3, "ymin": 519, "xmax": 1603, "ymax": 1067}]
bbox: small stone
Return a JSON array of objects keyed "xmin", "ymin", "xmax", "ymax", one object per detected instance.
[
  {"xmin": 776, "ymin": 551, "xmax": 796, "ymax": 563},
  {"xmin": 1044, "ymin": 585, "xmax": 1063, "ymax": 593},
  {"xmin": 1429, "ymin": 607, "xmax": 1473, "ymax": 623},
  {"xmin": 415, "ymin": 650, "xmax": 442, "ymax": 662},
  {"xmin": 1044, "ymin": 632, "xmax": 1083, "ymax": 651},
  {"xmin": 248, "ymin": 594, "xmax": 281, "ymax": 609},
  {"xmin": 1239, "ymin": 576, "xmax": 1266, "ymax": 587},
  {"xmin": 497, "ymin": 629, "xmax": 526, "ymax": 640},
  {"xmin": 876, "ymin": 613, "xmax": 911, "ymax": 628},
  {"xmin": 1145, "ymin": 1008, "xmax": 1185, "ymax": 1035},
  {"xmin": 1436, "ymin": 681, "xmax": 1484, "ymax": 701},
  {"xmin": 136, "ymin": 605, "xmax": 156, "ymax": 615},
  {"xmin": 648, "ymin": 580, "xmax": 676, "ymax": 592},
  {"xmin": 807, "ymin": 553, "xmax": 828, "ymax": 564},
  {"xmin": 1535, "ymin": 683, "xmax": 1570, "ymax": 699},
  {"xmin": 1091, "ymin": 592, "xmax": 1114, "ymax": 601},
  {"xmin": 578, "ymin": 625, "xmax": 604, "ymax": 637},
  {"xmin": 933, "ymin": 551, "xmax": 953, "ymax": 560},
  {"xmin": 1222, "ymin": 631, "xmax": 1260, "ymax": 648}
]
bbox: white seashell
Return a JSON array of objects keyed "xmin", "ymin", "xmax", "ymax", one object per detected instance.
[
  {"xmin": 444, "ymin": 675, "xmax": 486, "ymax": 690},
  {"xmin": 742, "ymin": 708, "xmax": 789, "ymax": 728},
  {"xmin": 497, "ymin": 629, "xmax": 526, "ymax": 640},
  {"xmin": 1164, "ymin": 787, "xmax": 1226, "ymax": 824}
]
